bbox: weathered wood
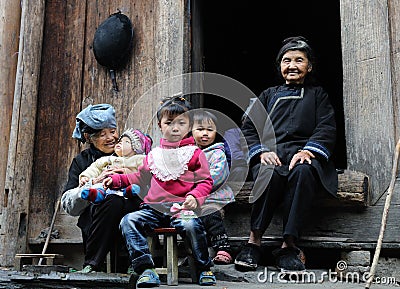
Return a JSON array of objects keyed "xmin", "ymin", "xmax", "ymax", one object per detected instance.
[
  {"xmin": 1, "ymin": 0, "xmax": 45, "ymax": 267},
  {"xmin": 19, "ymin": 265, "xmax": 69, "ymax": 274},
  {"xmin": 147, "ymin": 228, "xmax": 179, "ymax": 286},
  {"xmin": 388, "ymin": 0, "xmax": 400, "ymax": 141},
  {"xmin": 28, "ymin": 0, "xmax": 191, "ymax": 244},
  {"xmin": 233, "ymin": 170, "xmax": 369, "ymax": 207},
  {"xmin": 14, "ymin": 254, "xmax": 64, "ymax": 271},
  {"xmin": 340, "ymin": 0, "xmax": 394, "ymax": 204},
  {"xmin": 0, "ymin": 0, "xmax": 21, "ymax": 216},
  {"xmin": 366, "ymin": 139, "xmax": 400, "ymax": 289},
  {"xmin": 224, "ymin": 178, "xmax": 400, "ymax": 247},
  {"xmin": 26, "ymin": 0, "xmax": 192, "ymax": 254},
  {"xmin": 28, "ymin": 0, "xmax": 87, "ymax": 251}
]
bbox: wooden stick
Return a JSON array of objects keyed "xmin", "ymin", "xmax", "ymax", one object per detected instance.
[
  {"xmin": 365, "ymin": 138, "xmax": 400, "ymax": 289},
  {"xmin": 38, "ymin": 198, "xmax": 61, "ymax": 265}
]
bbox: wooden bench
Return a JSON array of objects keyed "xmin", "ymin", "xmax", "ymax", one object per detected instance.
[
  {"xmin": 14, "ymin": 253, "xmax": 64, "ymax": 271},
  {"xmin": 233, "ymin": 169, "xmax": 369, "ymax": 207},
  {"xmin": 147, "ymin": 227, "xmax": 197, "ymax": 285},
  {"xmin": 147, "ymin": 228, "xmax": 179, "ymax": 285},
  {"xmin": 223, "ymin": 169, "xmax": 370, "ymax": 250}
]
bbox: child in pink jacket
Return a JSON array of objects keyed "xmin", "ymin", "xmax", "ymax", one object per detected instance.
[{"xmin": 103, "ymin": 96, "xmax": 216, "ymax": 287}]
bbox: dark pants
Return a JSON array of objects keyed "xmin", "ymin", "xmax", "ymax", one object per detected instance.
[
  {"xmin": 120, "ymin": 205, "xmax": 212, "ymax": 274},
  {"xmin": 250, "ymin": 163, "xmax": 319, "ymax": 239},
  {"xmin": 200, "ymin": 210, "xmax": 231, "ymax": 253},
  {"xmin": 78, "ymin": 194, "xmax": 141, "ymax": 269}
]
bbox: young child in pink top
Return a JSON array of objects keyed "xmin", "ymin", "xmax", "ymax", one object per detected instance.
[{"xmin": 103, "ymin": 96, "xmax": 216, "ymax": 287}]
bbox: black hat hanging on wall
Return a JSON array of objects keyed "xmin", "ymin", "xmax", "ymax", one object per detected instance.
[{"xmin": 93, "ymin": 11, "xmax": 134, "ymax": 92}]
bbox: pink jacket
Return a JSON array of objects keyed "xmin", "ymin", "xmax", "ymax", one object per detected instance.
[{"xmin": 109, "ymin": 136, "xmax": 213, "ymax": 206}]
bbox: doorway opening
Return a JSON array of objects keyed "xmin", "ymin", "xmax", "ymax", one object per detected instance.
[{"xmin": 195, "ymin": 1, "xmax": 346, "ymax": 169}]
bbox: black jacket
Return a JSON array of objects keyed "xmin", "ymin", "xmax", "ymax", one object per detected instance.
[
  {"xmin": 242, "ymin": 84, "xmax": 338, "ymax": 196},
  {"xmin": 64, "ymin": 145, "xmax": 112, "ymax": 242}
]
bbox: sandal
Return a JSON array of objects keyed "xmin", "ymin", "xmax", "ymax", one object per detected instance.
[
  {"xmin": 272, "ymin": 247, "xmax": 306, "ymax": 273},
  {"xmin": 213, "ymin": 250, "xmax": 233, "ymax": 265},
  {"xmin": 198, "ymin": 270, "xmax": 216, "ymax": 286},
  {"xmin": 298, "ymin": 248, "xmax": 306, "ymax": 265},
  {"xmin": 136, "ymin": 268, "xmax": 160, "ymax": 288},
  {"xmin": 77, "ymin": 265, "xmax": 96, "ymax": 273},
  {"xmin": 234, "ymin": 243, "xmax": 261, "ymax": 271}
]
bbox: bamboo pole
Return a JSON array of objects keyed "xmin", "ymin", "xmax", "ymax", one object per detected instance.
[{"xmin": 365, "ymin": 139, "xmax": 400, "ymax": 289}]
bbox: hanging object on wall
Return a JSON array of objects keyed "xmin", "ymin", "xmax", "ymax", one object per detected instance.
[{"xmin": 93, "ymin": 11, "xmax": 134, "ymax": 92}]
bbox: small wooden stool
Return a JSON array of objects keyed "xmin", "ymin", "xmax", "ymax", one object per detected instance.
[
  {"xmin": 14, "ymin": 253, "xmax": 64, "ymax": 271},
  {"xmin": 147, "ymin": 227, "xmax": 179, "ymax": 285}
]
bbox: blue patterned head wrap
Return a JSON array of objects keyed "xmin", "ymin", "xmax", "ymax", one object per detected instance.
[{"xmin": 72, "ymin": 104, "xmax": 117, "ymax": 143}]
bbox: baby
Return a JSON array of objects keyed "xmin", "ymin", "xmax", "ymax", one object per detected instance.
[{"xmin": 80, "ymin": 128, "xmax": 152, "ymax": 203}]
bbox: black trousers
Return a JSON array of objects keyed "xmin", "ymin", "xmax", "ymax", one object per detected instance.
[
  {"xmin": 250, "ymin": 163, "xmax": 319, "ymax": 239},
  {"xmin": 78, "ymin": 194, "xmax": 141, "ymax": 268},
  {"xmin": 200, "ymin": 210, "xmax": 232, "ymax": 253}
]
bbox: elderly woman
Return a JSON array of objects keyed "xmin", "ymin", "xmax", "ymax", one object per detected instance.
[
  {"xmin": 234, "ymin": 36, "xmax": 338, "ymax": 273},
  {"xmin": 62, "ymin": 104, "xmax": 142, "ymax": 273}
]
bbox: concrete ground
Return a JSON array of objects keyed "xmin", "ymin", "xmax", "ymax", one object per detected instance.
[{"xmin": 1, "ymin": 264, "xmax": 398, "ymax": 289}]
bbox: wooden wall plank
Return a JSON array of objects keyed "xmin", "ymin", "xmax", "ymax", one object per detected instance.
[
  {"xmin": 25, "ymin": 0, "xmax": 191, "ymax": 252},
  {"xmin": 0, "ymin": 0, "xmax": 21, "ymax": 220},
  {"xmin": 340, "ymin": 0, "xmax": 395, "ymax": 203},
  {"xmin": 28, "ymin": 0, "xmax": 88, "ymax": 245},
  {"xmin": 124, "ymin": 0, "xmax": 157, "ymax": 135},
  {"xmin": 225, "ymin": 178, "xmax": 400, "ymax": 244},
  {"xmin": 388, "ymin": 0, "xmax": 400, "ymax": 142},
  {"xmin": 0, "ymin": 0, "xmax": 45, "ymax": 266}
]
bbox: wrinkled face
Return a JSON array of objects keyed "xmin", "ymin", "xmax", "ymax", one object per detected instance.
[
  {"xmin": 280, "ymin": 50, "xmax": 311, "ymax": 84},
  {"xmin": 88, "ymin": 128, "xmax": 118, "ymax": 154},
  {"xmin": 192, "ymin": 119, "xmax": 217, "ymax": 149},
  {"xmin": 159, "ymin": 113, "xmax": 191, "ymax": 142},
  {"xmin": 114, "ymin": 136, "xmax": 136, "ymax": 157}
]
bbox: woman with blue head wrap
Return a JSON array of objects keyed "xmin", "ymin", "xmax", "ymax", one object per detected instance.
[
  {"xmin": 63, "ymin": 103, "xmax": 142, "ymax": 273},
  {"xmin": 73, "ymin": 103, "xmax": 117, "ymax": 142}
]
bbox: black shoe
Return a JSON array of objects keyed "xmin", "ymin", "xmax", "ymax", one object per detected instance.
[
  {"xmin": 273, "ymin": 247, "xmax": 306, "ymax": 272},
  {"xmin": 234, "ymin": 243, "xmax": 261, "ymax": 271}
]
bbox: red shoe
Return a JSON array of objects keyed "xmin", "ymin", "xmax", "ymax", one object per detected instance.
[{"xmin": 213, "ymin": 250, "xmax": 233, "ymax": 265}]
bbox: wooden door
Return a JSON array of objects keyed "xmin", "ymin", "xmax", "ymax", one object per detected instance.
[{"xmin": 0, "ymin": 0, "xmax": 191, "ymax": 266}]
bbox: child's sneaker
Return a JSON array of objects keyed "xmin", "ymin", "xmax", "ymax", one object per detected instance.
[
  {"xmin": 136, "ymin": 268, "xmax": 160, "ymax": 288},
  {"xmin": 198, "ymin": 270, "xmax": 216, "ymax": 286}
]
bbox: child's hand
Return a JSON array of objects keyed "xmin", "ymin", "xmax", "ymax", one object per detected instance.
[
  {"xmin": 183, "ymin": 195, "xmax": 197, "ymax": 210},
  {"xmin": 95, "ymin": 168, "xmax": 126, "ymax": 185},
  {"xmin": 103, "ymin": 177, "xmax": 113, "ymax": 189},
  {"xmin": 111, "ymin": 168, "xmax": 126, "ymax": 175},
  {"xmin": 79, "ymin": 176, "xmax": 89, "ymax": 187},
  {"xmin": 92, "ymin": 169, "xmax": 113, "ymax": 184}
]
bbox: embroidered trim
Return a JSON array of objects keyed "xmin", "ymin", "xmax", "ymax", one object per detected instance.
[
  {"xmin": 269, "ymin": 87, "xmax": 304, "ymax": 116},
  {"xmin": 304, "ymin": 141, "xmax": 330, "ymax": 160},
  {"xmin": 148, "ymin": 146, "xmax": 197, "ymax": 181},
  {"xmin": 248, "ymin": 144, "xmax": 270, "ymax": 162}
]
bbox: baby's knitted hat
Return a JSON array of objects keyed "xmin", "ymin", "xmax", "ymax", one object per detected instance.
[{"xmin": 119, "ymin": 128, "xmax": 152, "ymax": 155}]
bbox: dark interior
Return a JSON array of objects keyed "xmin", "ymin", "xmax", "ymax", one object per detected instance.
[{"xmin": 198, "ymin": 1, "xmax": 346, "ymax": 169}]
